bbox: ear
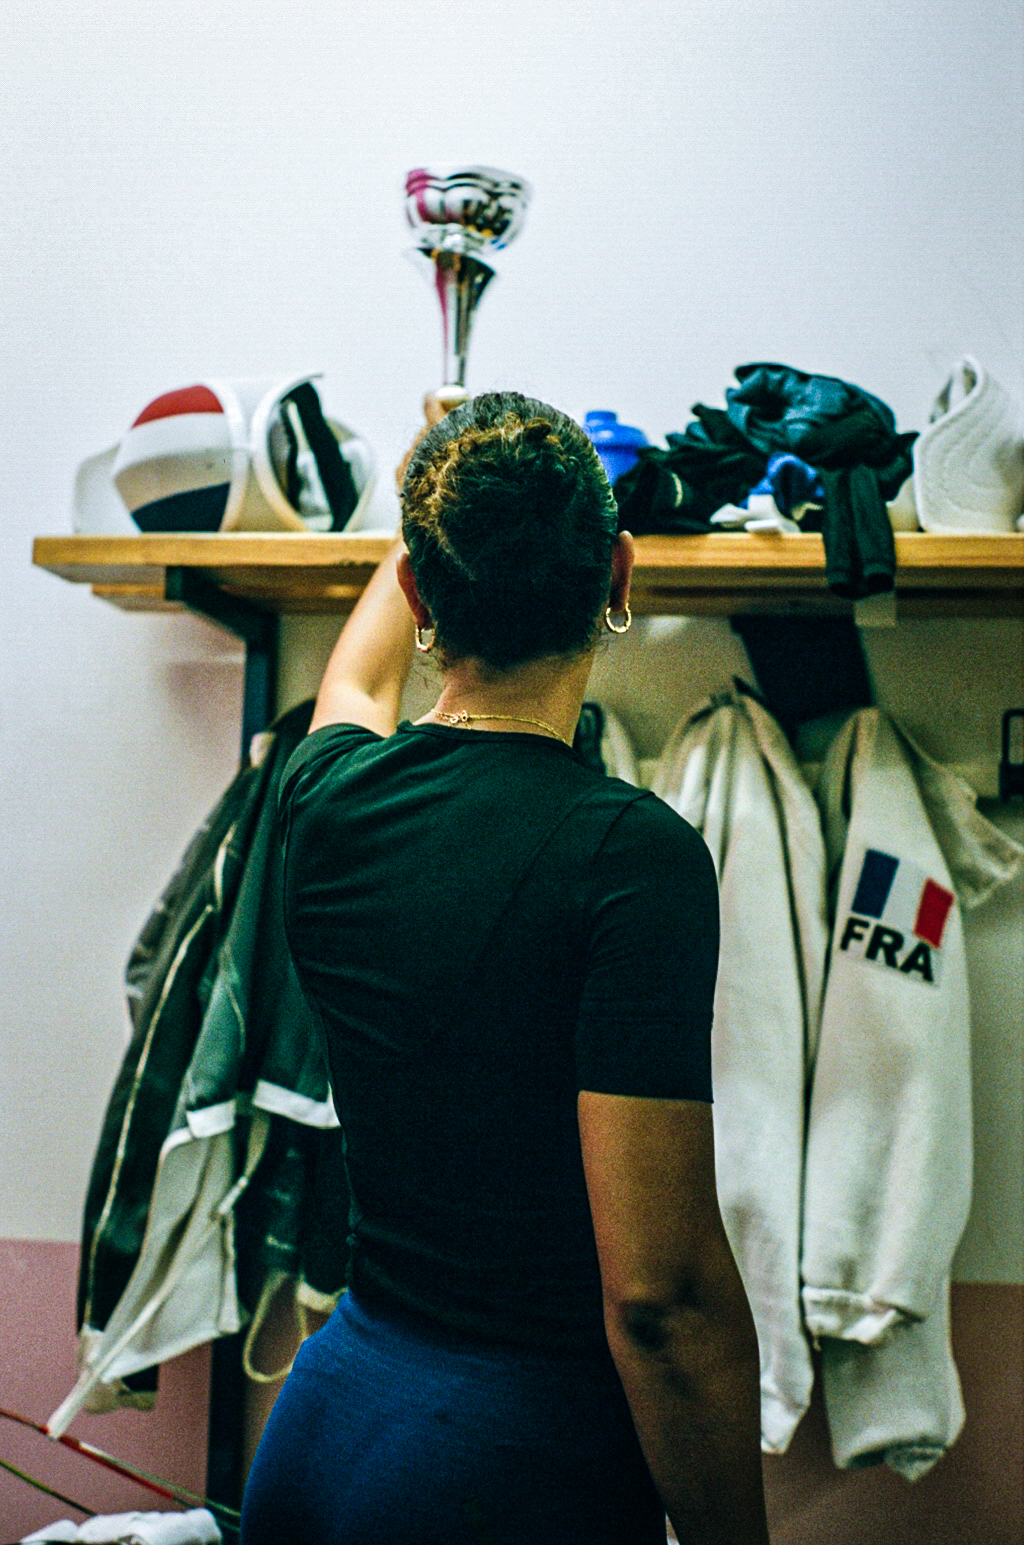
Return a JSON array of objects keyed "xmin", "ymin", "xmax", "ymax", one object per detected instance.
[
  {"xmin": 608, "ymin": 530, "xmax": 635, "ymax": 612},
  {"xmin": 396, "ymin": 550, "xmax": 432, "ymax": 630}
]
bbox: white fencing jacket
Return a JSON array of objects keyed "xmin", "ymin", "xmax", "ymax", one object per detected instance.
[
  {"xmin": 597, "ymin": 704, "xmax": 640, "ymax": 785},
  {"xmin": 804, "ymin": 708, "xmax": 1023, "ymax": 1479},
  {"xmin": 48, "ymin": 1006, "xmax": 340, "ymax": 1437},
  {"xmin": 653, "ymin": 688, "xmax": 828, "ymax": 1452}
]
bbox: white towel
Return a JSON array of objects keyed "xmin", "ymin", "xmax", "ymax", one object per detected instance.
[{"xmin": 653, "ymin": 690, "xmax": 827, "ymax": 1452}]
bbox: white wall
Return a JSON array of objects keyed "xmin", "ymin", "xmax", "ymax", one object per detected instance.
[{"xmin": 1, "ymin": 0, "xmax": 1021, "ymax": 1245}]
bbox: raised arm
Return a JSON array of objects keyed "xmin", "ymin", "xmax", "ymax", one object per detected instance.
[
  {"xmin": 578, "ymin": 1092, "xmax": 769, "ymax": 1545},
  {"xmin": 310, "ymin": 394, "xmax": 449, "ymax": 737},
  {"xmin": 309, "ymin": 537, "xmax": 417, "ymax": 736}
]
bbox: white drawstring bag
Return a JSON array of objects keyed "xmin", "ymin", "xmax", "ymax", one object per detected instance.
[{"xmin": 73, "ymin": 375, "xmax": 374, "ymax": 535}]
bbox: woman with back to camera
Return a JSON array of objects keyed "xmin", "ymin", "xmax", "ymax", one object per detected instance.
[{"xmin": 240, "ymin": 391, "xmax": 769, "ymax": 1545}]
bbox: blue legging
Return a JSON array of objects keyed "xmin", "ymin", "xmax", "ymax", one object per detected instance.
[{"xmin": 241, "ymin": 1291, "xmax": 665, "ymax": 1544}]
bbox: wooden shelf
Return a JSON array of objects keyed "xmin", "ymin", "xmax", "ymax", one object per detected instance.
[{"xmin": 32, "ymin": 531, "xmax": 1024, "ymax": 618}]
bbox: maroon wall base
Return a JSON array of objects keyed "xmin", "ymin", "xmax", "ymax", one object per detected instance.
[
  {"xmin": 3, "ymin": 1246, "xmax": 1019, "ymax": 1542},
  {"xmin": 0, "ymin": 1239, "xmax": 210, "ymax": 1539},
  {"xmin": 763, "ymin": 1283, "xmax": 1024, "ymax": 1545}
]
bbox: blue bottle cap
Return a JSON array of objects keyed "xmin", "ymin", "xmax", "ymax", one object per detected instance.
[{"xmin": 583, "ymin": 411, "xmax": 648, "ymax": 485}]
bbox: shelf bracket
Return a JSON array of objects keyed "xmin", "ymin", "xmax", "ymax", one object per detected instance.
[{"xmin": 165, "ymin": 567, "xmax": 279, "ymax": 763}]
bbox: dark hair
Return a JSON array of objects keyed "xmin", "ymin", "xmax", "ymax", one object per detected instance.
[{"xmin": 400, "ymin": 392, "xmax": 618, "ymax": 671}]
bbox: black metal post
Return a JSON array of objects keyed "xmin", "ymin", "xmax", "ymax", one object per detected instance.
[
  {"xmin": 165, "ymin": 568, "xmax": 279, "ymax": 763},
  {"xmin": 164, "ymin": 567, "xmax": 279, "ymax": 1507},
  {"xmin": 204, "ymin": 1329, "xmax": 248, "ymax": 1516},
  {"xmin": 1000, "ymin": 709, "xmax": 1024, "ymax": 800}
]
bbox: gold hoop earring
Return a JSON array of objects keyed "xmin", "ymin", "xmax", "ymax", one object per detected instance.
[
  {"xmin": 604, "ymin": 604, "xmax": 632, "ymax": 635},
  {"xmin": 415, "ymin": 624, "xmax": 435, "ymax": 654}
]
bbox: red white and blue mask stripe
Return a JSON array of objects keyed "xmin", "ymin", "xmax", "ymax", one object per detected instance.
[
  {"xmin": 837, "ymin": 847, "xmax": 955, "ymax": 986},
  {"xmin": 112, "ymin": 385, "xmax": 235, "ymax": 532}
]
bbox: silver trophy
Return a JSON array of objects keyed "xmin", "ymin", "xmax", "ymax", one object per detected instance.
[{"xmin": 405, "ymin": 166, "xmax": 532, "ymax": 405}]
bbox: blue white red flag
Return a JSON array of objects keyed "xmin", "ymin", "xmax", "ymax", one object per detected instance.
[{"xmin": 837, "ymin": 848, "xmax": 955, "ymax": 986}]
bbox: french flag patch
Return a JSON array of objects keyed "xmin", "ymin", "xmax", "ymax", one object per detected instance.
[{"xmin": 837, "ymin": 848, "xmax": 955, "ymax": 986}]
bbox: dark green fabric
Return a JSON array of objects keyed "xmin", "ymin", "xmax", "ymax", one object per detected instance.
[
  {"xmin": 78, "ymin": 771, "xmax": 260, "ymax": 1395},
  {"xmin": 234, "ymin": 1120, "xmax": 350, "ymax": 1311},
  {"xmin": 613, "ymin": 405, "xmax": 764, "ymax": 535},
  {"xmin": 727, "ymin": 364, "xmax": 912, "ymax": 600},
  {"xmin": 820, "ymin": 465, "xmax": 896, "ymax": 600},
  {"xmin": 612, "ymin": 363, "xmax": 916, "ymax": 600},
  {"xmin": 572, "ymin": 702, "xmax": 606, "ymax": 774},
  {"xmin": 78, "ymin": 698, "xmax": 349, "ymax": 1356},
  {"xmin": 725, "ymin": 363, "xmax": 908, "ymax": 472},
  {"xmin": 279, "ymin": 720, "xmax": 719, "ymax": 1351},
  {"xmin": 79, "ymin": 761, "xmax": 262, "ymax": 1334}
]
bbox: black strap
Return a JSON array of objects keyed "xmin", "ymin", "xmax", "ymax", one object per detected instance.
[
  {"xmin": 279, "ymin": 399, "xmax": 303, "ymax": 511},
  {"xmin": 284, "ymin": 382, "xmax": 359, "ymax": 530},
  {"xmin": 730, "ymin": 616, "xmax": 872, "ymax": 736}
]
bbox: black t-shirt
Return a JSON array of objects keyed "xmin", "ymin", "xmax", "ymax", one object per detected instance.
[{"xmin": 279, "ymin": 719, "xmax": 719, "ymax": 1351}]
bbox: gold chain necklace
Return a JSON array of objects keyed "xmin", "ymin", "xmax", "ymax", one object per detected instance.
[{"xmin": 431, "ymin": 708, "xmax": 572, "ymax": 747}]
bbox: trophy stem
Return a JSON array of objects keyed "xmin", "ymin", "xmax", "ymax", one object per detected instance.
[{"xmin": 433, "ymin": 249, "xmax": 496, "ymax": 387}]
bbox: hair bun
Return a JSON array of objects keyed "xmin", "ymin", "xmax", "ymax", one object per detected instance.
[
  {"xmin": 521, "ymin": 417, "xmax": 560, "ymax": 449},
  {"xmin": 401, "ymin": 391, "xmax": 617, "ymax": 670}
]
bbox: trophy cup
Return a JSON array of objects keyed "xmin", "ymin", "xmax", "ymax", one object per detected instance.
[{"xmin": 405, "ymin": 166, "xmax": 532, "ymax": 411}]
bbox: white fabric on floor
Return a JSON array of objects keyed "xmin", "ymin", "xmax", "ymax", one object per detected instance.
[{"xmin": 23, "ymin": 1510, "xmax": 221, "ymax": 1545}]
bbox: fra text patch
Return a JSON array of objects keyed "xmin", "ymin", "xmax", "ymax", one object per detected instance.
[{"xmin": 838, "ymin": 848, "xmax": 954, "ymax": 987}]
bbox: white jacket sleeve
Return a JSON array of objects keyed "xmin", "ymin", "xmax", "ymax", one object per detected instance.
[
  {"xmin": 820, "ymin": 1278, "xmax": 965, "ymax": 1482},
  {"xmin": 804, "ymin": 707, "xmax": 1023, "ymax": 1478},
  {"xmin": 654, "ymin": 691, "xmax": 826, "ymax": 1452},
  {"xmin": 804, "ymin": 710, "xmax": 974, "ymax": 1341},
  {"xmin": 597, "ymin": 703, "xmax": 641, "ymax": 786}
]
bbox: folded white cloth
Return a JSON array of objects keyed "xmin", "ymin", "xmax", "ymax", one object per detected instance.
[
  {"xmin": 653, "ymin": 690, "xmax": 827, "ymax": 1452},
  {"xmin": 709, "ymin": 493, "xmax": 803, "ymax": 533},
  {"xmin": 913, "ymin": 356, "xmax": 1024, "ymax": 532},
  {"xmin": 23, "ymin": 1510, "xmax": 221, "ymax": 1545}
]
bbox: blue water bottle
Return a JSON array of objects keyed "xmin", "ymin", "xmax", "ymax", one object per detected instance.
[{"xmin": 583, "ymin": 411, "xmax": 649, "ymax": 484}]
